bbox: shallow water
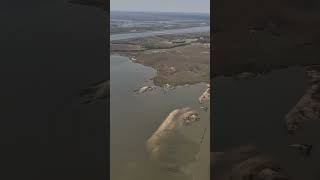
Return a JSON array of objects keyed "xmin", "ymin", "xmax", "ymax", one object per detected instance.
[
  {"xmin": 110, "ymin": 26, "xmax": 210, "ymax": 41},
  {"xmin": 213, "ymin": 66, "xmax": 320, "ymax": 179},
  {"xmin": 110, "ymin": 55, "xmax": 210, "ymax": 180}
]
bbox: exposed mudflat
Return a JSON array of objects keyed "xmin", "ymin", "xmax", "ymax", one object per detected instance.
[{"xmin": 212, "ymin": 66, "xmax": 320, "ymax": 180}]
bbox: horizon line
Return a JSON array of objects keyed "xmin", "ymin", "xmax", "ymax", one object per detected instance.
[{"xmin": 110, "ymin": 9, "xmax": 210, "ymax": 14}]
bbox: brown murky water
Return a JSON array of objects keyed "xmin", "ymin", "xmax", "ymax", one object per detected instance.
[
  {"xmin": 213, "ymin": 66, "xmax": 320, "ymax": 180},
  {"xmin": 110, "ymin": 55, "xmax": 210, "ymax": 180}
]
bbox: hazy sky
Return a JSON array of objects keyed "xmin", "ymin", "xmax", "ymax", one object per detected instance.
[{"xmin": 110, "ymin": 0, "xmax": 210, "ymax": 13}]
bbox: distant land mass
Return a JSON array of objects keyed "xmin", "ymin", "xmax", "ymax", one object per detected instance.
[{"xmin": 111, "ymin": 10, "xmax": 210, "ymax": 21}]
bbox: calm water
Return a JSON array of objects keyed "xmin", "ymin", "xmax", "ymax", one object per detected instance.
[
  {"xmin": 213, "ymin": 66, "xmax": 320, "ymax": 179},
  {"xmin": 110, "ymin": 26, "xmax": 210, "ymax": 41},
  {"xmin": 110, "ymin": 55, "xmax": 210, "ymax": 180}
]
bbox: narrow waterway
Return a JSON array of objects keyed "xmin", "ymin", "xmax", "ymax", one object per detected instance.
[{"xmin": 110, "ymin": 26, "xmax": 210, "ymax": 41}]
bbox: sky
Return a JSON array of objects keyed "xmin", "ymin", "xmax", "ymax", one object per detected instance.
[{"xmin": 110, "ymin": 0, "xmax": 210, "ymax": 13}]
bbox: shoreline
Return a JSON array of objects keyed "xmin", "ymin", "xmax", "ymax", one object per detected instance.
[
  {"xmin": 110, "ymin": 32, "xmax": 210, "ymax": 87},
  {"xmin": 110, "ymin": 54, "xmax": 210, "ymax": 180}
]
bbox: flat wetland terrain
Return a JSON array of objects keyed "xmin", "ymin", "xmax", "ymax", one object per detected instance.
[
  {"xmin": 111, "ymin": 11, "xmax": 209, "ymax": 34},
  {"xmin": 111, "ymin": 32, "xmax": 210, "ymax": 86},
  {"xmin": 110, "ymin": 11, "xmax": 210, "ymax": 180}
]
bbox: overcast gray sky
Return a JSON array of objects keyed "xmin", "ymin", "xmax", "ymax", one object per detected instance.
[{"xmin": 110, "ymin": 0, "xmax": 210, "ymax": 13}]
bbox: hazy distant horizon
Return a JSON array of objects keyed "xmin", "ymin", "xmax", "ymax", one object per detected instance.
[
  {"xmin": 110, "ymin": 10, "xmax": 210, "ymax": 15},
  {"xmin": 110, "ymin": 0, "xmax": 210, "ymax": 14}
]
